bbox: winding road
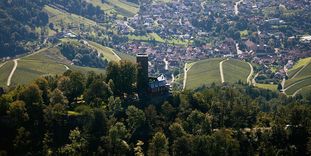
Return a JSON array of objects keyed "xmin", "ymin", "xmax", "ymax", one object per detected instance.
[
  {"xmin": 246, "ymin": 62, "xmax": 254, "ymax": 85},
  {"xmin": 7, "ymin": 59, "xmax": 19, "ymax": 86},
  {"xmin": 219, "ymin": 59, "xmax": 229, "ymax": 83}
]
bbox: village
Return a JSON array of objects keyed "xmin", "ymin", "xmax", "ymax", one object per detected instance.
[{"xmin": 112, "ymin": 0, "xmax": 311, "ymax": 84}]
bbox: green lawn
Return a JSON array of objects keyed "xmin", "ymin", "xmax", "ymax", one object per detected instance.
[
  {"xmin": 186, "ymin": 58, "xmax": 223, "ymax": 89},
  {"xmin": 107, "ymin": 0, "xmax": 139, "ymax": 17},
  {"xmin": 223, "ymin": 59, "xmax": 251, "ymax": 84},
  {"xmin": 0, "ymin": 61, "xmax": 14, "ymax": 86}
]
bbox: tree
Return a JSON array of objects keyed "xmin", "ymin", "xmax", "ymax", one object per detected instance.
[
  {"xmin": 106, "ymin": 61, "xmax": 137, "ymax": 95},
  {"xmin": 126, "ymin": 105, "xmax": 146, "ymax": 132},
  {"xmin": 134, "ymin": 140, "xmax": 144, "ymax": 156},
  {"xmin": 7, "ymin": 100, "xmax": 29, "ymax": 125},
  {"xmin": 49, "ymin": 89, "xmax": 68, "ymax": 105},
  {"xmin": 13, "ymin": 127, "xmax": 32, "ymax": 155},
  {"xmin": 148, "ymin": 132, "xmax": 169, "ymax": 156},
  {"xmin": 58, "ymin": 128, "xmax": 88, "ymax": 156},
  {"xmin": 84, "ymin": 79, "xmax": 112, "ymax": 106},
  {"xmin": 19, "ymin": 84, "xmax": 43, "ymax": 105}
]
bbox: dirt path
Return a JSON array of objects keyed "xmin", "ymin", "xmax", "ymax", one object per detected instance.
[
  {"xmin": 291, "ymin": 64, "xmax": 307, "ymax": 79},
  {"xmin": 247, "ymin": 62, "xmax": 254, "ymax": 85},
  {"xmin": 182, "ymin": 63, "xmax": 188, "ymax": 90},
  {"xmin": 182, "ymin": 62, "xmax": 196, "ymax": 90},
  {"xmin": 219, "ymin": 59, "xmax": 229, "ymax": 83},
  {"xmin": 7, "ymin": 59, "xmax": 19, "ymax": 86},
  {"xmin": 0, "ymin": 62, "xmax": 7, "ymax": 69},
  {"xmin": 64, "ymin": 65, "xmax": 70, "ymax": 70},
  {"xmin": 292, "ymin": 88, "xmax": 302, "ymax": 97}
]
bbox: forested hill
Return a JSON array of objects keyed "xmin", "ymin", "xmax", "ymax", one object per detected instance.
[
  {"xmin": 0, "ymin": 0, "xmax": 108, "ymax": 58},
  {"xmin": 0, "ymin": 62, "xmax": 311, "ymax": 155},
  {"xmin": 0, "ymin": 0, "xmax": 48, "ymax": 57}
]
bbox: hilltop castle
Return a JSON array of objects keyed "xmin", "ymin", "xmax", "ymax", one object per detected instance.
[{"xmin": 136, "ymin": 54, "xmax": 169, "ymax": 96}]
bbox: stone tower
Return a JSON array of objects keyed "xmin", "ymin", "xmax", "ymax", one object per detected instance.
[{"xmin": 136, "ymin": 54, "xmax": 149, "ymax": 95}]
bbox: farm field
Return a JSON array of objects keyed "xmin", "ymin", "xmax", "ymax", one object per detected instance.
[{"xmin": 222, "ymin": 59, "xmax": 251, "ymax": 84}]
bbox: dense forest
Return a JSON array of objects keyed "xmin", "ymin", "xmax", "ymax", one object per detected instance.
[
  {"xmin": 0, "ymin": 0, "xmax": 48, "ymax": 57},
  {"xmin": 59, "ymin": 42, "xmax": 108, "ymax": 68},
  {"xmin": 0, "ymin": 0, "xmax": 108, "ymax": 58},
  {"xmin": 0, "ymin": 61, "xmax": 311, "ymax": 155}
]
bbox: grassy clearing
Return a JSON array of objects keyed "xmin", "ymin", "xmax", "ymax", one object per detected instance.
[
  {"xmin": 300, "ymin": 85, "xmax": 311, "ymax": 97},
  {"xmin": 44, "ymin": 5, "xmax": 97, "ymax": 34},
  {"xmin": 88, "ymin": 41, "xmax": 121, "ymax": 62},
  {"xmin": 288, "ymin": 57, "xmax": 311, "ymax": 76},
  {"xmin": 0, "ymin": 61, "xmax": 14, "ymax": 87},
  {"xmin": 128, "ymin": 33, "xmax": 190, "ymax": 45},
  {"xmin": 115, "ymin": 51, "xmax": 136, "ymax": 62},
  {"xmin": 107, "ymin": 0, "xmax": 139, "ymax": 16},
  {"xmin": 186, "ymin": 58, "xmax": 223, "ymax": 89},
  {"xmin": 223, "ymin": 59, "xmax": 251, "ymax": 84},
  {"xmin": 256, "ymin": 83, "xmax": 278, "ymax": 91}
]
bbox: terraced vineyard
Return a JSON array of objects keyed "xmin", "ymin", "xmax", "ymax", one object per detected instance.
[
  {"xmin": 284, "ymin": 57, "xmax": 311, "ymax": 95},
  {"xmin": 185, "ymin": 58, "xmax": 252, "ymax": 89},
  {"xmin": 0, "ymin": 47, "xmax": 105, "ymax": 87}
]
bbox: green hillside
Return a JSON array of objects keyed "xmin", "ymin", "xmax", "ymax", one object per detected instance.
[
  {"xmin": 88, "ymin": 0, "xmax": 139, "ymax": 17},
  {"xmin": 1, "ymin": 47, "xmax": 104, "ymax": 87},
  {"xmin": 0, "ymin": 61, "xmax": 14, "ymax": 86},
  {"xmin": 284, "ymin": 57, "xmax": 311, "ymax": 95},
  {"xmin": 186, "ymin": 58, "xmax": 223, "ymax": 89},
  {"xmin": 222, "ymin": 59, "xmax": 251, "ymax": 84}
]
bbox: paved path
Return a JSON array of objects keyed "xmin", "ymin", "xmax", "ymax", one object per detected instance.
[
  {"xmin": 234, "ymin": 0, "xmax": 244, "ymax": 15},
  {"xmin": 163, "ymin": 58, "xmax": 169, "ymax": 70},
  {"xmin": 7, "ymin": 59, "xmax": 19, "ymax": 86},
  {"xmin": 247, "ymin": 62, "xmax": 254, "ymax": 85},
  {"xmin": 219, "ymin": 59, "xmax": 229, "ymax": 83}
]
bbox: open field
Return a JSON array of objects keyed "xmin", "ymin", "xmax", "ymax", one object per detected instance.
[
  {"xmin": 1, "ymin": 47, "xmax": 104, "ymax": 87},
  {"xmin": 87, "ymin": 41, "xmax": 121, "ymax": 61},
  {"xmin": 107, "ymin": 0, "xmax": 139, "ymax": 16},
  {"xmin": 185, "ymin": 58, "xmax": 254, "ymax": 89},
  {"xmin": 222, "ymin": 59, "xmax": 251, "ymax": 84},
  {"xmin": 185, "ymin": 58, "xmax": 223, "ymax": 89},
  {"xmin": 43, "ymin": 5, "xmax": 97, "ymax": 35},
  {"xmin": 284, "ymin": 77, "xmax": 311, "ymax": 95}
]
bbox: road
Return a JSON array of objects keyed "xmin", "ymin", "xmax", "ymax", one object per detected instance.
[
  {"xmin": 246, "ymin": 62, "xmax": 254, "ymax": 85},
  {"xmin": 291, "ymin": 64, "xmax": 307, "ymax": 79},
  {"xmin": 219, "ymin": 59, "xmax": 229, "ymax": 83},
  {"xmin": 182, "ymin": 63, "xmax": 188, "ymax": 90},
  {"xmin": 252, "ymin": 73, "xmax": 259, "ymax": 86},
  {"xmin": 7, "ymin": 59, "xmax": 19, "ymax": 86},
  {"xmin": 64, "ymin": 65, "xmax": 70, "ymax": 70},
  {"xmin": 163, "ymin": 58, "xmax": 169, "ymax": 70},
  {"xmin": 234, "ymin": 0, "xmax": 244, "ymax": 15}
]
